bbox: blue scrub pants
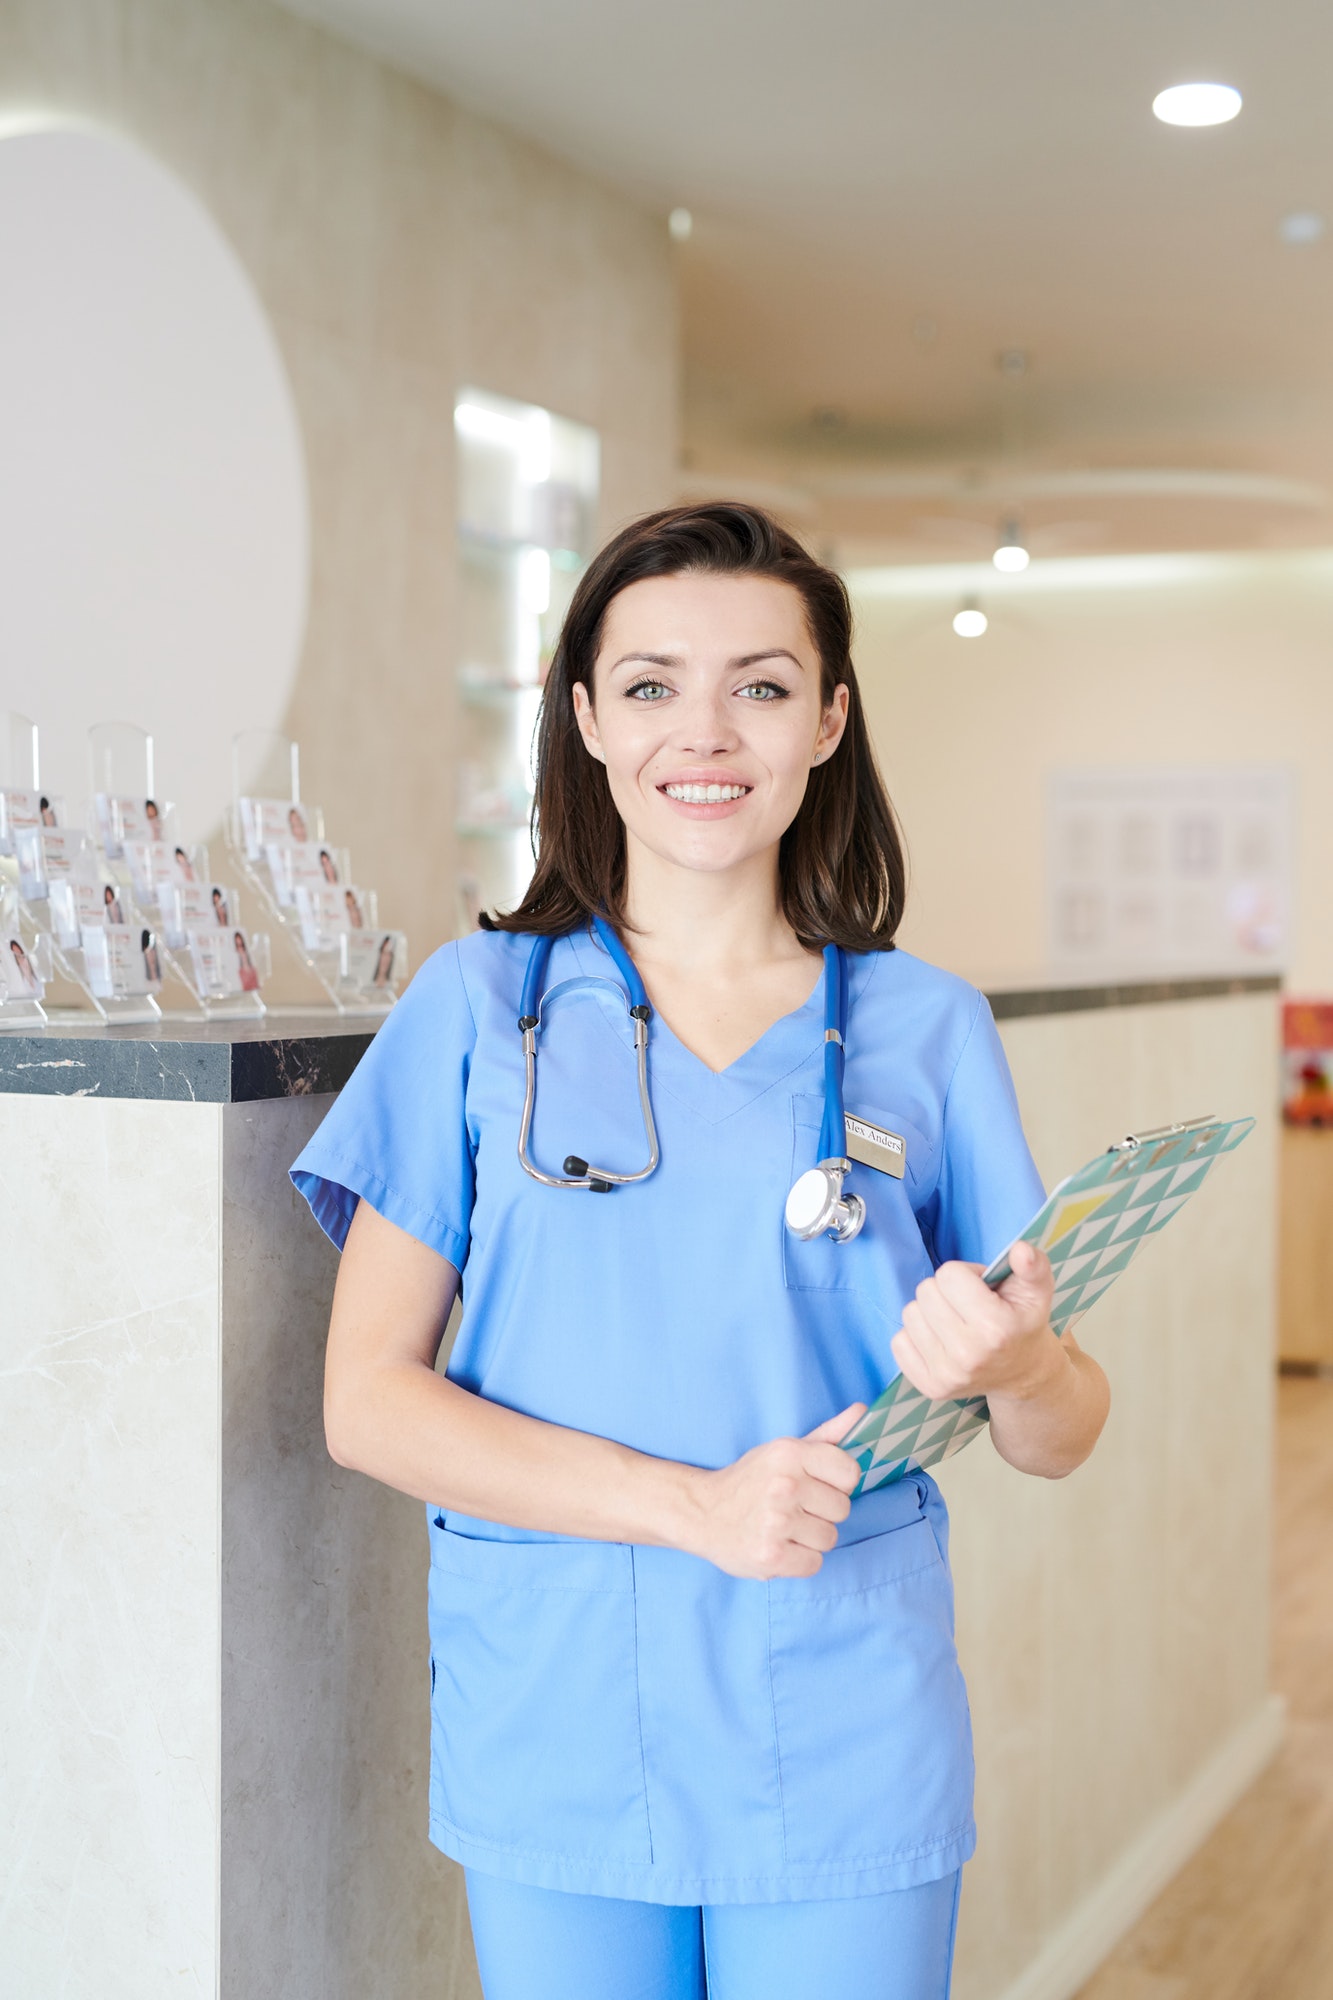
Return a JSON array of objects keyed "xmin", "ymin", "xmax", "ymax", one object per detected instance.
[{"xmin": 464, "ymin": 1868, "xmax": 962, "ymax": 2000}]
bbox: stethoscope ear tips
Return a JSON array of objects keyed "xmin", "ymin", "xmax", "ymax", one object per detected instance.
[
  {"xmin": 564, "ymin": 1154, "xmax": 613, "ymax": 1193},
  {"xmin": 785, "ymin": 1161, "xmax": 867, "ymax": 1244}
]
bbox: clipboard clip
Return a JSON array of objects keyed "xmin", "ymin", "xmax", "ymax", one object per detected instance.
[{"xmin": 1109, "ymin": 1114, "xmax": 1216, "ymax": 1153}]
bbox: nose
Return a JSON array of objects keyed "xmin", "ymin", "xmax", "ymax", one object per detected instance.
[{"xmin": 673, "ymin": 682, "xmax": 740, "ymax": 756}]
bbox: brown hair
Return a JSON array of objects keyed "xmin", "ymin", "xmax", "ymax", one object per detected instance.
[{"xmin": 480, "ymin": 501, "xmax": 906, "ymax": 953}]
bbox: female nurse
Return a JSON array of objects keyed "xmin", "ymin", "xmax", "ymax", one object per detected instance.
[{"xmin": 291, "ymin": 503, "xmax": 1110, "ymax": 1999}]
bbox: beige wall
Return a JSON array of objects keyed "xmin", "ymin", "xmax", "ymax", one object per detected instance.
[
  {"xmin": 851, "ymin": 552, "xmax": 1333, "ymax": 995},
  {"xmin": 3, "ymin": 0, "xmax": 678, "ymax": 962}
]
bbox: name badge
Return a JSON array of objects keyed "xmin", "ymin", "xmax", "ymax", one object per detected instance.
[{"xmin": 844, "ymin": 1114, "xmax": 906, "ymax": 1179}]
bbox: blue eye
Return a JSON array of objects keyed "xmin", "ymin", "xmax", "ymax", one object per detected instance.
[
  {"xmin": 738, "ymin": 680, "xmax": 787, "ymax": 701},
  {"xmin": 626, "ymin": 679, "xmax": 672, "ymax": 701}
]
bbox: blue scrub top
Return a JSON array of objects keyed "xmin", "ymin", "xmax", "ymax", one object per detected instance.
[{"xmin": 292, "ymin": 926, "xmax": 1044, "ymax": 1905}]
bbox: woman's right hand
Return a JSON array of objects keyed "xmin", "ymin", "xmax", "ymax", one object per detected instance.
[{"xmin": 681, "ymin": 1405, "xmax": 866, "ymax": 1580}]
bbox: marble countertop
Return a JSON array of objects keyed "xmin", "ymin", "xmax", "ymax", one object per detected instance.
[
  {"xmin": 0, "ymin": 972, "xmax": 1282, "ymax": 1102},
  {"xmin": 0, "ymin": 1011, "xmax": 376, "ymax": 1103}
]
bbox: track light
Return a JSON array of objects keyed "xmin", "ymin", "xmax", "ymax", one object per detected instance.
[
  {"xmin": 953, "ymin": 600, "xmax": 988, "ymax": 638},
  {"xmin": 993, "ymin": 520, "xmax": 1030, "ymax": 573}
]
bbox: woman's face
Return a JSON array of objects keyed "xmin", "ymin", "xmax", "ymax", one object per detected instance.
[{"xmin": 573, "ymin": 573, "xmax": 848, "ymax": 883}]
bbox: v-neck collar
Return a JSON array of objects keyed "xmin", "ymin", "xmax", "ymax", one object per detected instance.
[{"xmin": 565, "ymin": 924, "xmax": 885, "ymax": 1126}]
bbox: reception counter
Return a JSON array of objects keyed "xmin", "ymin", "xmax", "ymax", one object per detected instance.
[{"xmin": 0, "ymin": 974, "xmax": 1280, "ymax": 2000}]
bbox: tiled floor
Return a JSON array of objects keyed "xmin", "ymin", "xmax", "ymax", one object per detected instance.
[{"xmin": 1074, "ymin": 1376, "xmax": 1333, "ymax": 1999}]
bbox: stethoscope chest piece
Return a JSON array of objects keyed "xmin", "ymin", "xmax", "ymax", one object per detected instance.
[{"xmin": 785, "ymin": 1158, "xmax": 866, "ymax": 1243}]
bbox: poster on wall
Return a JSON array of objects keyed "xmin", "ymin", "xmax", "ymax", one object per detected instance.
[
  {"xmin": 1046, "ymin": 767, "xmax": 1294, "ymax": 976},
  {"xmin": 1283, "ymin": 1001, "xmax": 1333, "ymax": 1127}
]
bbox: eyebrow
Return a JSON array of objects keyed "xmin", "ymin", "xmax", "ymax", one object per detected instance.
[{"xmin": 608, "ymin": 648, "xmax": 806, "ymax": 672}]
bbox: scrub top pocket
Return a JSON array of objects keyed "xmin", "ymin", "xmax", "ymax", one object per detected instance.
[
  {"xmin": 767, "ymin": 1513, "xmax": 974, "ymax": 1870},
  {"xmin": 426, "ymin": 1521, "xmax": 652, "ymax": 1868}
]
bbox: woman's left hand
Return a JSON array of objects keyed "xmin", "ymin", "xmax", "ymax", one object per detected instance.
[
  {"xmin": 891, "ymin": 1238, "xmax": 1057, "ymax": 1403},
  {"xmin": 891, "ymin": 1239, "xmax": 1111, "ymax": 1478}
]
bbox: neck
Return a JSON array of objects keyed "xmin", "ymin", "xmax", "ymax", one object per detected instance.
[{"xmin": 620, "ymin": 834, "xmax": 810, "ymax": 973}]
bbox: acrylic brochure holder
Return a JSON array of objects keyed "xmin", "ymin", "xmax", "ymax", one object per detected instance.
[
  {"xmin": 224, "ymin": 731, "xmax": 407, "ymax": 1016},
  {"xmin": 0, "ymin": 711, "xmax": 166, "ymax": 1028},
  {"xmin": 86, "ymin": 722, "xmax": 270, "ymax": 1021},
  {"xmin": 839, "ymin": 1114, "xmax": 1257, "ymax": 1495}
]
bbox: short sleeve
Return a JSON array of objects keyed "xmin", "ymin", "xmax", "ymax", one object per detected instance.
[
  {"xmin": 289, "ymin": 941, "xmax": 477, "ymax": 1269},
  {"xmin": 924, "ymin": 994, "xmax": 1046, "ymax": 1268}
]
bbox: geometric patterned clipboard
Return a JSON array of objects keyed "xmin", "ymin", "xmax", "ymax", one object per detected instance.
[{"xmin": 838, "ymin": 1114, "xmax": 1256, "ymax": 1496}]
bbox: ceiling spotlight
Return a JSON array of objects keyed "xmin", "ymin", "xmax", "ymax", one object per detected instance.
[
  {"xmin": 993, "ymin": 520, "xmax": 1030, "ymax": 573},
  {"xmin": 953, "ymin": 600, "xmax": 988, "ymax": 639},
  {"xmin": 1280, "ymin": 210, "xmax": 1325, "ymax": 245},
  {"xmin": 668, "ymin": 207, "xmax": 693, "ymax": 241},
  {"xmin": 1152, "ymin": 82, "xmax": 1242, "ymax": 127}
]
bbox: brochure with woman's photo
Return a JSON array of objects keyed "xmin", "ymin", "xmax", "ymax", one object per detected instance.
[
  {"xmin": 164, "ymin": 881, "xmax": 232, "ymax": 944},
  {"xmin": 49, "ymin": 880, "xmax": 125, "ymax": 947},
  {"xmin": 188, "ymin": 927, "xmax": 262, "ymax": 997},
  {"xmin": 0, "ymin": 787, "xmax": 62, "ymax": 855},
  {"xmin": 264, "ymin": 841, "xmax": 342, "ymax": 907},
  {"xmin": 341, "ymin": 931, "xmax": 401, "ymax": 991},
  {"xmin": 94, "ymin": 794, "xmax": 173, "ymax": 859},
  {"xmin": 2, "ymin": 933, "xmax": 45, "ymax": 1000},
  {"xmin": 83, "ymin": 925, "xmax": 163, "ymax": 999},
  {"xmin": 238, "ymin": 797, "xmax": 321, "ymax": 859},
  {"xmin": 125, "ymin": 839, "xmax": 199, "ymax": 906},
  {"xmin": 294, "ymin": 882, "xmax": 369, "ymax": 949}
]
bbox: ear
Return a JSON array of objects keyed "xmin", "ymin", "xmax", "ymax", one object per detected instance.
[
  {"xmin": 813, "ymin": 683, "xmax": 851, "ymax": 765},
  {"xmin": 571, "ymin": 681, "xmax": 606, "ymax": 764}
]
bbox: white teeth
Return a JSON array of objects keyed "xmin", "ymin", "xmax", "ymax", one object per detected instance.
[{"xmin": 663, "ymin": 782, "xmax": 749, "ymax": 804}]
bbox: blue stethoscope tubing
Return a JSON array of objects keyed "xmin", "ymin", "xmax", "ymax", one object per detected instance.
[
  {"xmin": 516, "ymin": 920, "xmax": 865, "ymax": 1242},
  {"xmin": 517, "ymin": 915, "xmax": 659, "ymax": 1191}
]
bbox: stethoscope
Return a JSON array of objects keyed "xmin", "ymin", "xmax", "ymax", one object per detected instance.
[{"xmin": 516, "ymin": 917, "xmax": 865, "ymax": 1244}]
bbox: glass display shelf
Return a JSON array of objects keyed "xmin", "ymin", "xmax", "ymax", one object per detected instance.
[{"xmin": 453, "ymin": 388, "xmax": 599, "ymax": 928}]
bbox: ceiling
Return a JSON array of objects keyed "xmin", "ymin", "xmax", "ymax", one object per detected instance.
[{"xmin": 271, "ymin": 0, "xmax": 1333, "ymax": 560}]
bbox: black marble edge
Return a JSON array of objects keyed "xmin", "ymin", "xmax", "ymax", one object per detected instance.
[
  {"xmin": 0, "ymin": 1029, "xmax": 376, "ymax": 1104},
  {"xmin": 228, "ymin": 1032, "xmax": 374, "ymax": 1103},
  {"xmin": 985, "ymin": 972, "xmax": 1281, "ymax": 1020},
  {"xmin": 0, "ymin": 975, "xmax": 1282, "ymax": 1102}
]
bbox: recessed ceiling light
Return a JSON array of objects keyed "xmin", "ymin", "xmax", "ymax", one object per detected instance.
[
  {"xmin": 953, "ymin": 601, "xmax": 988, "ymax": 638},
  {"xmin": 668, "ymin": 207, "xmax": 693, "ymax": 241},
  {"xmin": 1152, "ymin": 82, "xmax": 1242, "ymax": 127},
  {"xmin": 1280, "ymin": 210, "xmax": 1325, "ymax": 245},
  {"xmin": 993, "ymin": 519, "xmax": 1030, "ymax": 573}
]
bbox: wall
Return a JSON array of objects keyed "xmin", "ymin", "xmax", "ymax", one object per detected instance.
[
  {"xmin": 2, "ymin": 0, "xmax": 677, "ymax": 960},
  {"xmin": 850, "ymin": 551, "xmax": 1333, "ymax": 994}
]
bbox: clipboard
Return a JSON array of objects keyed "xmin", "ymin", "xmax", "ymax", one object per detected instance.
[{"xmin": 839, "ymin": 1113, "xmax": 1256, "ymax": 1496}]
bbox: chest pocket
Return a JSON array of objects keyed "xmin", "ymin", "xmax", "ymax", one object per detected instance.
[{"xmin": 782, "ymin": 1092, "xmax": 934, "ymax": 1295}]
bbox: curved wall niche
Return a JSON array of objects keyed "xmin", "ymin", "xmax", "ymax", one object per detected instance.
[{"xmin": 0, "ymin": 124, "xmax": 309, "ymax": 827}]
